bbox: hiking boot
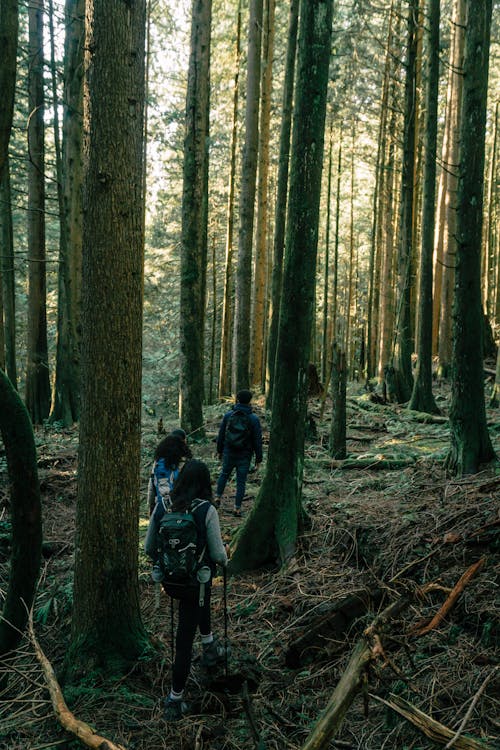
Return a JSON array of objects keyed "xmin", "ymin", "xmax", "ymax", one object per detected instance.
[
  {"xmin": 201, "ymin": 637, "xmax": 227, "ymax": 668},
  {"xmin": 163, "ymin": 697, "xmax": 189, "ymax": 722}
]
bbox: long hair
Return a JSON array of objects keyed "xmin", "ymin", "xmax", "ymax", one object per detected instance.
[
  {"xmin": 154, "ymin": 434, "xmax": 192, "ymax": 466},
  {"xmin": 170, "ymin": 459, "xmax": 213, "ymax": 512}
]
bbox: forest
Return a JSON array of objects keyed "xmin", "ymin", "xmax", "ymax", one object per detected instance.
[{"xmin": 0, "ymin": 0, "xmax": 499, "ymax": 748}]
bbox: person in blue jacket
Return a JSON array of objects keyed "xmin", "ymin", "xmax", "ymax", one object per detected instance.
[{"xmin": 215, "ymin": 390, "xmax": 263, "ymax": 516}]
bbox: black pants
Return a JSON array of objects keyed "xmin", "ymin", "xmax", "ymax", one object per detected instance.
[{"xmin": 164, "ymin": 583, "xmax": 212, "ymax": 694}]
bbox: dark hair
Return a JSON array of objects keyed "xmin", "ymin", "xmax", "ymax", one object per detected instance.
[
  {"xmin": 169, "ymin": 428, "xmax": 187, "ymax": 441},
  {"xmin": 170, "ymin": 459, "xmax": 213, "ymax": 512},
  {"xmin": 154, "ymin": 434, "xmax": 192, "ymax": 465},
  {"xmin": 236, "ymin": 389, "xmax": 253, "ymax": 405}
]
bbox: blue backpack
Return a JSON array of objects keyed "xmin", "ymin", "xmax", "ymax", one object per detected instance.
[{"xmin": 153, "ymin": 458, "xmax": 180, "ymax": 509}]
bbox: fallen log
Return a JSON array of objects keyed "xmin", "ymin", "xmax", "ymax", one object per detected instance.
[
  {"xmin": 285, "ymin": 588, "xmax": 384, "ymax": 668},
  {"xmin": 28, "ymin": 611, "xmax": 128, "ymax": 750},
  {"xmin": 299, "ymin": 596, "xmax": 411, "ymax": 750},
  {"xmin": 369, "ymin": 693, "xmax": 496, "ymax": 750},
  {"xmin": 330, "ymin": 457, "xmax": 416, "ymax": 471}
]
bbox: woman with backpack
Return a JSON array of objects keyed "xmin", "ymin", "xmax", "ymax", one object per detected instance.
[
  {"xmin": 147, "ymin": 430, "xmax": 192, "ymax": 515},
  {"xmin": 144, "ymin": 459, "xmax": 228, "ymax": 722}
]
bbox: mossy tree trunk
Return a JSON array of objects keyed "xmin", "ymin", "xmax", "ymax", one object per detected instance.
[
  {"xmin": 179, "ymin": 0, "xmax": 211, "ymax": 433},
  {"xmin": 446, "ymin": 0, "xmax": 496, "ymax": 475},
  {"xmin": 330, "ymin": 343, "xmax": 347, "ymax": 460},
  {"xmin": 66, "ymin": 0, "xmax": 149, "ymax": 677},
  {"xmin": 230, "ymin": 0, "xmax": 333, "ymax": 573},
  {"xmin": 0, "ymin": 370, "xmax": 42, "ymax": 655},
  {"xmin": 408, "ymin": 0, "xmax": 439, "ymax": 414}
]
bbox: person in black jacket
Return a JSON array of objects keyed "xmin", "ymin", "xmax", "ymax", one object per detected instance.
[
  {"xmin": 144, "ymin": 459, "xmax": 228, "ymax": 722},
  {"xmin": 215, "ymin": 390, "xmax": 263, "ymax": 516}
]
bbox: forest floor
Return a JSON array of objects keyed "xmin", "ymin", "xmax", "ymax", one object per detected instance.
[{"xmin": 0, "ymin": 378, "xmax": 499, "ymax": 750}]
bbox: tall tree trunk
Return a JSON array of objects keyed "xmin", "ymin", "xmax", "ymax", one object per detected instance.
[
  {"xmin": 233, "ymin": 0, "xmax": 263, "ymax": 391},
  {"xmin": 329, "ymin": 342, "xmax": 346, "ymax": 459},
  {"xmin": 446, "ymin": 0, "xmax": 495, "ymax": 475},
  {"xmin": 321, "ymin": 122, "xmax": 333, "ymax": 384},
  {"xmin": 218, "ymin": 0, "xmax": 242, "ymax": 400},
  {"xmin": 408, "ymin": 0, "xmax": 440, "ymax": 414},
  {"xmin": 250, "ymin": 0, "xmax": 275, "ymax": 387},
  {"xmin": 179, "ymin": 0, "xmax": 212, "ymax": 433},
  {"xmin": 49, "ymin": 0, "xmax": 84, "ymax": 426},
  {"xmin": 484, "ymin": 101, "xmax": 498, "ymax": 319},
  {"xmin": 0, "ymin": 0, "xmax": 18, "ymax": 180},
  {"xmin": 230, "ymin": 0, "xmax": 333, "ymax": 573},
  {"xmin": 25, "ymin": 0, "xmax": 51, "ymax": 425},
  {"xmin": 67, "ymin": 0, "xmax": 148, "ymax": 676},
  {"xmin": 392, "ymin": 0, "xmax": 418, "ymax": 402},
  {"xmin": 435, "ymin": 0, "xmax": 466, "ymax": 377},
  {"xmin": 344, "ymin": 122, "xmax": 355, "ymax": 373},
  {"xmin": 266, "ymin": 0, "xmax": 299, "ymax": 408},
  {"xmin": 0, "ymin": 158, "xmax": 17, "ymax": 386}
]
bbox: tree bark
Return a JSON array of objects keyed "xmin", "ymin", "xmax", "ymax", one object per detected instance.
[
  {"xmin": 266, "ymin": 0, "xmax": 299, "ymax": 408},
  {"xmin": 408, "ymin": 0, "xmax": 440, "ymax": 414},
  {"xmin": 179, "ymin": 0, "xmax": 212, "ymax": 433},
  {"xmin": 446, "ymin": 0, "xmax": 496, "ymax": 475},
  {"xmin": 25, "ymin": 0, "xmax": 51, "ymax": 425},
  {"xmin": 230, "ymin": 0, "xmax": 333, "ymax": 572},
  {"xmin": 0, "ymin": 157, "xmax": 17, "ymax": 386},
  {"xmin": 49, "ymin": 0, "xmax": 84, "ymax": 426},
  {"xmin": 0, "ymin": 0, "xmax": 18, "ymax": 181},
  {"xmin": 233, "ymin": 0, "xmax": 263, "ymax": 391},
  {"xmin": 67, "ymin": 0, "xmax": 149, "ymax": 676}
]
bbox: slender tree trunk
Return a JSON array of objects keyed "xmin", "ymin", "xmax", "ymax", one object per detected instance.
[
  {"xmin": 230, "ymin": 0, "xmax": 333, "ymax": 573},
  {"xmin": 321, "ymin": 122, "xmax": 333, "ymax": 384},
  {"xmin": 67, "ymin": 0, "xmax": 148, "ymax": 676},
  {"xmin": 49, "ymin": 0, "xmax": 84, "ymax": 426},
  {"xmin": 0, "ymin": 0, "xmax": 18, "ymax": 180},
  {"xmin": 218, "ymin": 0, "xmax": 242, "ymax": 399},
  {"xmin": 392, "ymin": 0, "xmax": 418, "ymax": 402},
  {"xmin": 25, "ymin": 0, "xmax": 51, "ymax": 425},
  {"xmin": 484, "ymin": 101, "xmax": 498, "ymax": 319},
  {"xmin": 446, "ymin": 0, "xmax": 495, "ymax": 475},
  {"xmin": 436, "ymin": 0, "xmax": 466, "ymax": 377},
  {"xmin": 332, "ymin": 131, "xmax": 342, "ymax": 347},
  {"xmin": 266, "ymin": 0, "xmax": 299, "ymax": 408},
  {"xmin": 250, "ymin": 0, "xmax": 275, "ymax": 387},
  {"xmin": 0, "ymin": 157, "xmax": 17, "ymax": 386},
  {"xmin": 329, "ymin": 342, "xmax": 346, "ymax": 459},
  {"xmin": 179, "ymin": 0, "xmax": 212, "ymax": 433},
  {"xmin": 233, "ymin": 0, "xmax": 263, "ymax": 391},
  {"xmin": 408, "ymin": 0, "xmax": 440, "ymax": 414},
  {"xmin": 344, "ymin": 122, "xmax": 355, "ymax": 372}
]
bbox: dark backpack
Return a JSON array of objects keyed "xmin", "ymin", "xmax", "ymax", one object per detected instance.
[
  {"xmin": 157, "ymin": 500, "xmax": 209, "ymax": 586},
  {"xmin": 153, "ymin": 458, "xmax": 180, "ymax": 508},
  {"xmin": 225, "ymin": 410, "xmax": 252, "ymax": 450}
]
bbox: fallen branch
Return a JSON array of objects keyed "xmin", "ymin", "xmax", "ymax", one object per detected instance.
[
  {"xmin": 27, "ymin": 611, "xmax": 128, "ymax": 750},
  {"xmin": 410, "ymin": 557, "xmax": 486, "ymax": 637},
  {"xmin": 370, "ymin": 693, "xmax": 496, "ymax": 750},
  {"xmin": 299, "ymin": 595, "xmax": 411, "ymax": 750},
  {"xmin": 444, "ymin": 666, "xmax": 499, "ymax": 749},
  {"xmin": 330, "ymin": 457, "xmax": 416, "ymax": 471}
]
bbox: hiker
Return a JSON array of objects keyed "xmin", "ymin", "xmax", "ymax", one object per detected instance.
[
  {"xmin": 215, "ymin": 389, "xmax": 263, "ymax": 516},
  {"xmin": 147, "ymin": 431, "xmax": 192, "ymax": 515},
  {"xmin": 144, "ymin": 459, "xmax": 229, "ymax": 722}
]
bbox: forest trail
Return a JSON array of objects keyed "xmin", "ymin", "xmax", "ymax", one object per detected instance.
[{"xmin": 0, "ymin": 383, "xmax": 498, "ymax": 750}]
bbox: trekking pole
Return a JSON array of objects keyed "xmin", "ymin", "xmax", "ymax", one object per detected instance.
[
  {"xmin": 223, "ymin": 566, "xmax": 228, "ymax": 677},
  {"xmin": 170, "ymin": 596, "xmax": 174, "ymax": 667}
]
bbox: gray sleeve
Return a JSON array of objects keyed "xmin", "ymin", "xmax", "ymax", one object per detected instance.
[
  {"xmin": 144, "ymin": 505, "xmax": 160, "ymax": 559},
  {"xmin": 206, "ymin": 505, "xmax": 228, "ymax": 567}
]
